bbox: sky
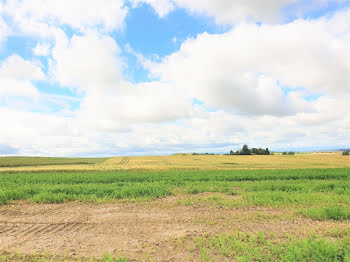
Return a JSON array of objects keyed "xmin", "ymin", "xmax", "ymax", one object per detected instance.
[{"xmin": 0, "ymin": 0, "xmax": 349, "ymax": 157}]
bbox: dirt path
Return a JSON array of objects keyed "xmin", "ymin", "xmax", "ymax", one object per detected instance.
[{"xmin": 0, "ymin": 199, "xmax": 349, "ymax": 261}]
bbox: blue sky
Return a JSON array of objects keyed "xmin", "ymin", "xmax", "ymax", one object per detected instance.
[{"xmin": 0, "ymin": 0, "xmax": 349, "ymax": 156}]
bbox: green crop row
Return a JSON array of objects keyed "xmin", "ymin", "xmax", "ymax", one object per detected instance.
[{"xmin": 1, "ymin": 168, "xmax": 349, "ymax": 220}]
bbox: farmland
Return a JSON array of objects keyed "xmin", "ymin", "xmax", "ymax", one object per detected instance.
[
  {"xmin": 0, "ymin": 153, "xmax": 349, "ymax": 261},
  {"xmin": 0, "ymin": 156, "xmax": 107, "ymax": 168},
  {"xmin": 0, "ymin": 152, "xmax": 349, "ymax": 172}
]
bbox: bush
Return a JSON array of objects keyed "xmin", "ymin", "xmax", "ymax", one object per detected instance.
[
  {"xmin": 343, "ymin": 151, "xmax": 350, "ymax": 156},
  {"xmin": 282, "ymin": 152, "xmax": 295, "ymax": 155}
]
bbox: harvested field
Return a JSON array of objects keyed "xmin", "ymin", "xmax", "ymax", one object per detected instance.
[
  {"xmin": 0, "ymin": 199, "xmax": 349, "ymax": 261},
  {"xmin": 0, "ymin": 152, "xmax": 349, "ymax": 172}
]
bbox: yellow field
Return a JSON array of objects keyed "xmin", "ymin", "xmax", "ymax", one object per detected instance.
[{"xmin": 0, "ymin": 152, "xmax": 349, "ymax": 172}]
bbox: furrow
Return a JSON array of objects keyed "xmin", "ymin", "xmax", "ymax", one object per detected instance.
[
  {"xmin": 3, "ymin": 226, "xmax": 20, "ymax": 236},
  {"xmin": 0, "ymin": 226, "xmax": 13, "ymax": 235},
  {"xmin": 61, "ymin": 223, "xmax": 81, "ymax": 233},
  {"xmin": 14, "ymin": 224, "xmax": 37, "ymax": 236},
  {"xmin": 52, "ymin": 223, "xmax": 72, "ymax": 234},
  {"xmin": 23, "ymin": 224, "xmax": 44, "ymax": 235},
  {"xmin": 32, "ymin": 224, "xmax": 57, "ymax": 235}
]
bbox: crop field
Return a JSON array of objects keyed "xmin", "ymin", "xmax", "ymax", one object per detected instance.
[
  {"xmin": 0, "ymin": 152, "xmax": 349, "ymax": 172},
  {"xmin": 0, "ymin": 153, "xmax": 349, "ymax": 261},
  {"xmin": 0, "ymin": 157, "xmax": 107, "ymax": 168}
]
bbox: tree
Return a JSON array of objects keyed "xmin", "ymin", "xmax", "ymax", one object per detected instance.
[
  {"xmin": 343, "ymin": 151, "xmax": 350, "ymax": 155},
  {"xmin": 265, "ymin": 148, "xmax": 270, "ymax": 155},
  {"xmin": 241, "ymin": 145, "xmax": 251, "ymax": 155},
  {"xmin": 230, "ymin": 150, "xmax": 234, "ymax": 155}
]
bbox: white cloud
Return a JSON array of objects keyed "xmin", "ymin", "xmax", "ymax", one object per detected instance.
[
  {"xmin": 0, "ymin": 16, "xmax": 11, "ymax": 43},
  {"xmin": 0, "ymin": 55, "xmax": 44, "ymax": 99},
  {"xmin": 131, "ymin": 0, "xmax": 175, "ymax": 18},
  {"xmin": 33, "ymin": 42, "xmax": 51, "ymax": 56},
  {"xmin": 132, "ymin": 0, "xmax": 297, "ymax": 23},
  {"xmin": 1, "ymin": 92, "xmax": 348, "ymax": 156},
  {"xmin": 0, "ymin": 55, "xmax": 44, "ymax": 81},
  {"xmin": 134, "ymin": 0, "xmax": 349, "ymax": 25},
  {"xmin": 0, "ymin": 2, "xmax": 349, "ymax": 156},
  {"xmin": 51, "ymin": 32, "xmax": 122, "ymax": 91},
  {"xmin": 173, "ymin": 0, "xmax": 296, "ymax": 24},
  {"xmin": 145, "ymin": 9, "xmax": 350, "ymax": 115},
  {"xmin": 77, "ymin": 81, "xmax": 192, "ymax": 131},
  {"xmin": 50, "ymin": 32, "xmax": 192, "ymax": 128},
  {"xmin": 2, "ymin": 0, "xmax": 128, "ymax": 32},
  {"xmin": 0, "ymin": 78, "xmax": 40, "ymax": 98}
]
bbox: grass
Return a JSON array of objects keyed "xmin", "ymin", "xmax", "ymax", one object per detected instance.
[
  {"xmin": 0, "ymin": 168, "xmax": 350, "ymax": 221},
  {"xmin": 299, "ymin": 205, "xmax": 350, "ymax": 221},
  {"xmin": 0, "ymin": 157, "xmax": 107, "ymax": 168},
  {"xmin": 194, "ymin": 231, "xmax": 350, "ymax": 262}
]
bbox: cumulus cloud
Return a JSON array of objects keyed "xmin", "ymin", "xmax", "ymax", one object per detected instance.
[
  {"xmin": 1, "ymin": 0, "xmax": 128, "ymax": 32},
  {"xmin": 49, "ymin": 31, "xmax": 191, "ymax": 129},
  {"xmin": 174, "ymin": 0, "xmax": 296, "ymax": 24},
  {"xmin": 0, "ymin": 1, "xmax": 349, "ymax": 156},
  {"xmin": 33, "ymin": 42, "xmax": 51, "ymax": 56},
  {"xmin": 77, "ymin": 81, "xmax": 192, "ymax": 131},
  {"xmin": 0, "ymin": 55, "xmax": 44, "ymax": 98},
  {"xmin": 130, "ymin": 0, "xmax": 175, "ymax": 18},
  {"xmin": 145, "ymin": 9, "xmax": 350, "ymax": 115},
  {"xmin": 134, "ymin": 0, "xmax": 349, "ymax": 24},
  {"xmin": 0, "ymin": 55, "xmax": 44, "ymax": 81},
  {"xmin": 51, "ymin": 32, "xmax": 122, "ymax": 91},
  {"xmin": 0, "ymin": 16, "xmax": 11, "ymax": 42}
]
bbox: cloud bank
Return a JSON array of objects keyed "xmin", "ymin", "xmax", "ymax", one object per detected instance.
[{"xmin": 0, "ymin": 0, "xmax": 349, "ymax": 156}]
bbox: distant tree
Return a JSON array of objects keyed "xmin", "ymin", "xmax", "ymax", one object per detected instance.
[
  {"xmin": 288, "ymin": 152, "xmax": 295, "ymax": 155},
  {"xmin": 241, "ymin": 145, "xmax": 251, "ymax": 155},
  {"xmin": 229, "ymin": 145, "xmax": 272, "ymax": 155},
  {"xmin": 282, "ymin": 152, "xmax": 288, "ymax": 155},
  {"xmin": 343, "ymin": 151, "xmax": 350, "ymax": 155}
]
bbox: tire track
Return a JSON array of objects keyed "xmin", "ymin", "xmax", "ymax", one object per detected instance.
[
  {"xmin": 0, "ymin": 222, "xmax": 96, "ymax": 237},
  {"xmin": 159, "ymin": 157, "xmax": 172, "ymax": 166},
  {"xmin": 119, "ymin": 157, "xmax": 130, "ymax": 165}
]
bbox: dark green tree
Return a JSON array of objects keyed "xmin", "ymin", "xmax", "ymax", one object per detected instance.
[{"xmin": 241, "ymin": 145, "xmax": 251, "ymax": 155}]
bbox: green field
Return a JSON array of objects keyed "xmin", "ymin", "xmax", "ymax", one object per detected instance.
[{"xmin": 1, "ymin": 168, "xmax": 350, "ymax": 221}]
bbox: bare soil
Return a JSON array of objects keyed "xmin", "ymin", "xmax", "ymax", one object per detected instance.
[{"xmin": 0, "ymin": 197, "xmax": 349, "ymax": 261}]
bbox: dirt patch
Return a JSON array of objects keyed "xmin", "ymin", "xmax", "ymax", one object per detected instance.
[{"xmin": 0, "ymin": 198, "xmax": 349, "ymax": 261}]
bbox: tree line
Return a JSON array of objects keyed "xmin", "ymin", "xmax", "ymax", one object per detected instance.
[{"xmin": 229, "ymin": 145, "xmax": 270, "ymax": 155}]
